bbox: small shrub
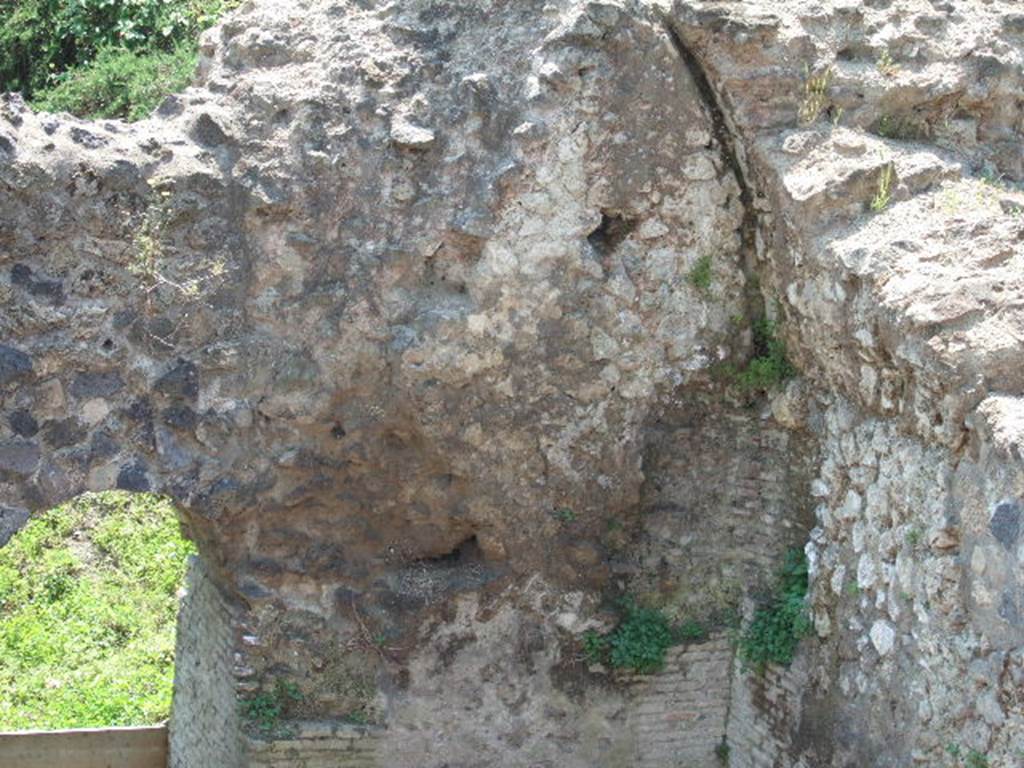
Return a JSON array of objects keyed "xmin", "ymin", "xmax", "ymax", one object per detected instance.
[
  {"xmin": 0, "ymin": 0, "xmax": 240, "ymax": 120},
  {"xmin": 905, "ymin": 526, "xmax": 922, "ymax": 548},
  {"xmin": 241, "ymin": 679, "xmax": 303, "ymax": 736},
  {"xmin": 734, "ymin": 317, "xmax": 796, "ymax": 393},
  {"xmin": 688, "ymin": 254, "xmax": 713, "ymax": 293},
  {"xmin": 582, "ymin": 629, "xmax": 608, "ymax": 664},
  {"xmin": 33, "ymin": 43, "xmax": 198, "ymax": 121},
  {"xmin": 608, "ymin": 603, "xmax": 674, "ymax": 673},
  {"xmin": 946, "ymin": 744, "xmax": 990, "ymax": 768},
  {"xmin": 738, "ymin": 548, "xmax": 812, "ymax": 674}
]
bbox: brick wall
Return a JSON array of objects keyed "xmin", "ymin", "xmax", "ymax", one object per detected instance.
[
  {"xmin": 244, "ymin": 721, "xmax": 381, "ymax": 768},
  {"xmin": 726, "ymin": 656, "xmax": 811, "ymax": 768},
  {"xmin": 169, "ymin": 556, "xmax": 244, "ymax": 768},
  {"xmin": 623, "ymin": 635, "xmax": 733, "ymax": 768}
]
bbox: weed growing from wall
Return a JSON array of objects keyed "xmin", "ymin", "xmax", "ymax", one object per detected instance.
[
  {"xmin": 871, "ymin": 164, "xmax": 895, "ymax": 212},
  {"xmin": 734, "ymin": 317, "xmax": 796, "ymax": 393},
  {"xmin": 608, "ymin": 603, "xmax": 674, "ymax": 673},
  {"xmin": 798, "ymin": 66, "xmax": 832, "ymax": 125},
  {"xmin": 688, "ymin": 254, "xmax": 713, "ymax": 293},
  {"xmin": 737, "ymin": 548, "xmax": 812, "ymax": 673},
  {"xmin": 876, "ymin": 49, "xmax": 900, "ymax": 78},
  {"xmin": 240, "ymin": 679, "xmax": 304, "ymax": 737},
  {"xmin": 581, "ymin": 602, "xmax": 710, "ymax": 674}
]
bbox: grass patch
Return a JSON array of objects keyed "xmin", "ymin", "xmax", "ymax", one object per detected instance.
[
  {"xmin": 0, "ymin": 0, "xmax": 240, "ymax": 121},
  {"xmin": 0, "ymin": 491, "xmax": 194, "ymax": 730},
  {"xmin": 32, "ymin": 43, "xmax": 199, "ymax": 122},
  {"xmin": 737, "ymin": 548, "xmax": 812, "ymax": 674}
]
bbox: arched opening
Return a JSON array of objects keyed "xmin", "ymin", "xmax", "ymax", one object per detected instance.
[{"xmin": 0, "ymin": 491, "xmax": 193, "ymax": 732}]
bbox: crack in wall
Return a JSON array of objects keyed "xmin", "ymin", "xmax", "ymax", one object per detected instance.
[{"xmin": 661, "ymin": 19, "xmax": 766, "ymax": 329}]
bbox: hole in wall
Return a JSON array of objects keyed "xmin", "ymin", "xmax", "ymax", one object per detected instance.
[{"xmin": 587, "ymin": 211, "xmax": 638, "ymax": 255}]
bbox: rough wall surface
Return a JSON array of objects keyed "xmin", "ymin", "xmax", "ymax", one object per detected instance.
[{"xmin": 2, "ymin": 0, "xmax": 1024, "ymax": 766}]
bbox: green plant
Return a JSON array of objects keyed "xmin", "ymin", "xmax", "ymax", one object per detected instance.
[
  {"xmin": 714, "ymin": 736, "xmax": 731, "ymax": 766},
  {"xmin": 608, "ymin": 602, "xmax": 674, "ymax": 673},
  {"xmin": 582, "ymin": 629, "xmax": 608, "ymax": 664},
  {"xmin": 733, "ymin": 317, "xmax": 796, "ymax": 393},
  {"xmin": 0, "ymin": 0, "xmax": 240, "ymax": 120},
  {"xmin": 553, "ymin": 507, "xmax": 576, "ymax": 523},
  {"xmin": 844, "ymin": 580, "xmax": 860, "ymax": 597},
  {"xmin": 33, "ymin": 42, "xmax": 198, "ymax": 121},
  {"xmin": 341, "ymin": 710, "xmax": 369, "ymax": 726},
  {"xmin": 0, "ymin": 492, "xmax": 194, "ymax": 730},
  {"xmin": 946, "ymin": 743, "xmax": 989, "ymax": 768},
  {"xmin": 689, "ymin": 254, "xmax": 713, "ymax": 293},
  {"xmin": 871, "ymin": 163, "xmax": 895, "ymax": 212},
  {"xmin": 876, "ymin": 49, "xmax": 899, "ymax": 77},
  {"xmin": 676, "ymin": 618, "xmax": 707, "ymax": 643},
  {"xmin": 241, "ymin": 679, "xmax": 303, "ymax": 736},
  {"xmin": 798, "ymin": 66, "xmax": 833, "ymax": 125},
  {"xmin": 737, "ymin": 548, "xmax": 812, "ymax": 674},
  {"xmin": 905, "ymin": 526, "xmax": 922, "ymax": 548}
]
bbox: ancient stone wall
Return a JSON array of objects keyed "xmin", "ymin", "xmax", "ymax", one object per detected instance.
[{"xmin": 1, "ymin": 0, "xmax": 1023, "ymax": 766}]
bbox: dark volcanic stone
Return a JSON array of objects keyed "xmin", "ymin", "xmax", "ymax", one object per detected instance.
[
  {"xmin": 991, "ymin": 501, "xmax": 1021, "ymax": 549},
  {"xmin": 70, "ymin": 371, "xmax": 124, "ymax": 398},
  {"xmin": 0, "ymin": 439, "xmax": 41, "ymax": 475},
  {"xmin": 116, "ymin": 461, "xmax": 151, "ymax": 492},
  {"xmin": 163, "ymin": 405, "xmax": 198, "ymax": 430},
  {"xmin": 9, "ymin": 409, "xmax": 39, "ymax": 438},
  {"xmin": 0, "ymin": 344, "xmax": 32, "ymax": 386},
  {"xmin": 11, "ymin": 263, "xmax": 64, "ymax": 303},
  {"xmin": 155, "ymin": 360, "xmax": 199, "ymax": 401},
  {"xmin": 42, "ymin": 418, "xmax": 87, "ymax": 449}
]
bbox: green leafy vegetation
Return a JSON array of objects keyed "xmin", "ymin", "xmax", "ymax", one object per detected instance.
[
  {"xmin": 714, "ymin": 736, "xmax": 731, "ymax": 765},
  {"xmin": 582, "ymin": 601, "xmax": 709, "ymax": 674},
  {"xmin": 688, "ymin": 254, "xmax": 713, "ymax": 293},
  {"xmin": 240, "ymin": 679, "xmax": 304, "ymax": 737},
  {"xmin": 732, "ymin": 317, "xmax": 796, "ymax": 393},
  {"xmin": 676, "ymin": 618, "xmax": 707, "ymax": 642},
  {"xmin": 876, "ymin": 49, "xmax": 900, "ymax": 78},
  {"xmin": 946, "ymin": 743, "xmax": 990, "ymax": 768},
  {"xmin": 608, "ymin": 603, "xmax": 674, "ymax": 673},
  {"xmin": 0, "ymin": 492, "xmax": 195, "ymax": 730},
  {"xmin": 553, "ymin": 507, "xmax": 576, "ymax": 523},
  {"xmin": 737, "ymin": 548, "xmax": 812, "ymax": 674},
  {"xmin": 0, "ymin": 0, "xmax": 240, "ymax": 121}
]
